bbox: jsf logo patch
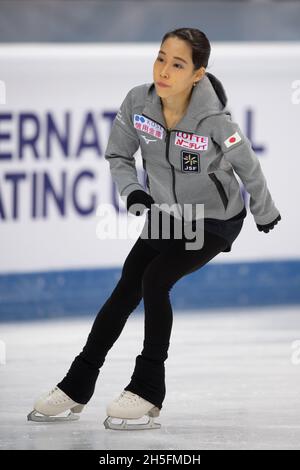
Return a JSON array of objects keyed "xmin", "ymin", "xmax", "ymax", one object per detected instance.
[
  {"xmin": 181, "ymin": 151, "xmax": 200, "ymax": 172},
  {"xmin": 133, "ymin": 114, "xmax": 164, "ymax": 139},
  {"xmin": 175, "ymin": 132, "xmax": 208, "ymax": 150}
]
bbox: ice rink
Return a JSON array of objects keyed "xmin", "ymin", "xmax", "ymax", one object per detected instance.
[{"xmin": 1, "ymin": 305, "xmax": 300, "ymax": 450}]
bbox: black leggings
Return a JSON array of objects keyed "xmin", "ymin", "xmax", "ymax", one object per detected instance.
[{"xmin": 57, "ymin": 230, "xmax": 228, "ymax": 410}]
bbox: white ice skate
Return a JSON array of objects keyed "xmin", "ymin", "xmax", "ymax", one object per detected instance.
[
  {"xmin": 103, "ymin": 390, "xmax": 161, "ymax": 430},
  {"xmin": 27, "ymin": 386, "xmax": 85, "ymax": 422}
]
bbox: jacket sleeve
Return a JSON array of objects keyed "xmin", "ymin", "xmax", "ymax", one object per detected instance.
[
  {"xmin": 104, "ymin": 88, "xmax": 145, "ymax": 201},
  {"xmin": 208, "ymin": 112, "xmax": 280, "ymax": 225}
]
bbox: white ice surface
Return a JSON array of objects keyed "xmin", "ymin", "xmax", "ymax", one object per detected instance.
[{"xmin": 0, "ymin": 305, "xmax": 300, "ymax": 450}]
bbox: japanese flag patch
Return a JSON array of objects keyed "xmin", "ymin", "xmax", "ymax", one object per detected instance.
[{"xmin": 224, "ymin": 131, "xmax": 242, "ymax": 149}]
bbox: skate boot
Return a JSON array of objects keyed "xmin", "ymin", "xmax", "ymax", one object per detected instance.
[
  {"xmin": 27, "ymin": 386, "xmax": 85, "ymax": 422},
  {"xmin": 103, "ymin": 390, "xmax": 161, "ymax": 430}
]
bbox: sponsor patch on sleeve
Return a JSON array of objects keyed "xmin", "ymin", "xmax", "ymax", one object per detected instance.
[
  {"xmin": 116, "ymin": 109, "xmax": 126, "ymax": 126},
  {"xmin": 224, "ymin": 131, "xmax": 242, "ymax": 149}
]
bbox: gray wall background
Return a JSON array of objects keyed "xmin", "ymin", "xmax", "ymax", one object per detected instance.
[{"xmin": 0, "ymin": 0, "xmax": 300, "ymax": 43}]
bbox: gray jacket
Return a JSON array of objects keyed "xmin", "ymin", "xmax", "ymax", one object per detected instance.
[{"xmin": 104, "ymin": 73, "xmax": 280, "ymax": 225}]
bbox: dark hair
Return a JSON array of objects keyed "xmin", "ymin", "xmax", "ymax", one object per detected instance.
[{"xmin": 161, "ymin": 28, "xmax": 211, "ymax": 71}]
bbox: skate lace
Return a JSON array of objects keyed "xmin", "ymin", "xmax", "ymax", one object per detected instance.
[
  {"xmin": 116, "ymin": 391, "xmax": 146, "ymax": 407},
  {"xmin": 47, "ymin": 386, "xmax": 72, "ymax": 405}
]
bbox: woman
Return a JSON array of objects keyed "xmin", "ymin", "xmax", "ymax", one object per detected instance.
[{"xmin": 28, "ymin": 28, "xmax": 281, "ymax": 430}]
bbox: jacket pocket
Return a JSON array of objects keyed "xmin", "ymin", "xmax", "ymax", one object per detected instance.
[{"xmin": 208, "ymin": 173, "xmax": 229, "ymax": 210}]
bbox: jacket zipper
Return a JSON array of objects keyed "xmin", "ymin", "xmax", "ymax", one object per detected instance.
[
  {"xmin": 165, "ymin": 129, "xmax": 182, "ymax": 215},
  {"xmin": 142, "ymin": 113, "xmax": 181, "ymax": 215}
]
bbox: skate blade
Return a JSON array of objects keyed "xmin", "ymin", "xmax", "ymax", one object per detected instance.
[
  {"xmin": 27, "ymin": 409, "xmax": 80, "ymax": 422},
  {"xmin": 103, "ymin": 416, "xmax": 161, "ymax": 431}
]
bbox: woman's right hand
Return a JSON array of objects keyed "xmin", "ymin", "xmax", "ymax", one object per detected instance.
[{"xmin": 126, "ymin": 190, "xmax": 155, "ymax": 216}]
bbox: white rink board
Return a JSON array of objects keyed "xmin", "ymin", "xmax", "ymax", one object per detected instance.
[{"xmin": 0, "ymin": 43, "xmax": 298, "ymax": 273}]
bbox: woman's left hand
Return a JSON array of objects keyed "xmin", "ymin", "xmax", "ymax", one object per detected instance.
[{"xmin": 256, "ymin": 214, "xmax": 281, "ymax": 233}]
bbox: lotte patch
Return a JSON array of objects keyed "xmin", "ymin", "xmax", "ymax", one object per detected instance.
[{"xmin": 181, "ymin": 151, "xmax": 200, "ymax": 173}]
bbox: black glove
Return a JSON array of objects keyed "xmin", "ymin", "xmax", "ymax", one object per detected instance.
[
  {"xmin": 256, "ymin": 214, "xmax": 281, "ymax": 233},
  {"xmin": 126, "ymin": 190, "xmax": 155, "ymax": 216}
]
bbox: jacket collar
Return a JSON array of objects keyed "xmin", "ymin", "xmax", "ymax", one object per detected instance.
[{"xmin": 142, "ymin": 73, "xmax": 227, "ymax": 133}]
